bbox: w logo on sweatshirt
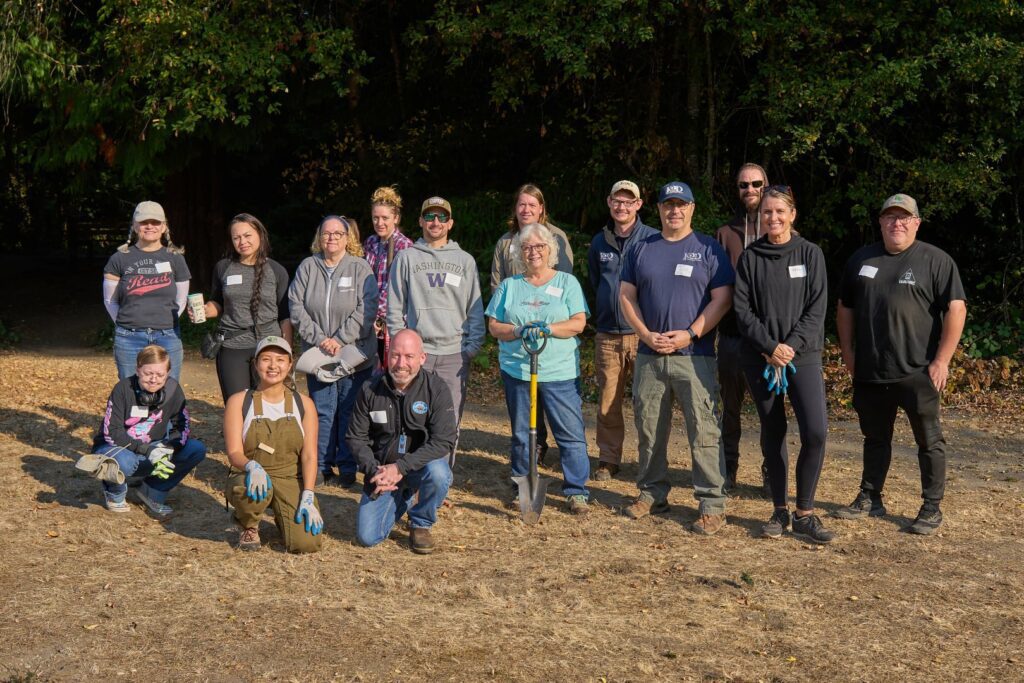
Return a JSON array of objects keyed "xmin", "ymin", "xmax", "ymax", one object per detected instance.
[{"xmin": 426, "ymin": 272, "xmax": 447, "ymax": 287}]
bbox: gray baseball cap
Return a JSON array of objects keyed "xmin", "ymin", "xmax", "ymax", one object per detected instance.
[
  {"xmin": 255, "ymin": 335, "xmax": 293, "ymax": 357},
  {"xmin": 133, "ymin": 201, "xmax": 167, "ymax": 223}
]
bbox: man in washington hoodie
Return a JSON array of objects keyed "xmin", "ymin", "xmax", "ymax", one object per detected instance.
[{"xmin": 387, "ymin": 196, "xmax": 485, "ymax": 465}]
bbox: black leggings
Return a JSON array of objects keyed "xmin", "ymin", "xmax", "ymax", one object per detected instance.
[
  {"xmin": 215, "ymin": 346, "xmax": 257, "ymax": 402},
  {"xmin": 743, "ymin": 363, "xmax": 828, "ymax": 511}
]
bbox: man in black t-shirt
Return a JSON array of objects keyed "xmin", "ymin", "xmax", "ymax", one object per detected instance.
[{"xmin": 833, "ymin": 194, "xmax": 967, "ymax": 535}]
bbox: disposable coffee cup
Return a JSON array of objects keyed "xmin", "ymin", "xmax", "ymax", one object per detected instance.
[{"xmin": 187, "ymin": 293, "xmax": 207, "ymax": 323}]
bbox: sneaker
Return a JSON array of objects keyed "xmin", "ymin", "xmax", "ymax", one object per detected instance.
[
  {"xmin": 567, "ymin": 495, "xmax": 590, "ymax": 515},
  {"xmin": 409, "ymin": 527, "xmax": 435, "ymax": 554},
  {"xmin": 104, "ymin": 497, "xmax": 131, "ymax": 513},
  {"xmin": 338, "ymin": 471, "xmax": 357, "ymax": 487},
  {"xmin": 623, "ymin": 497, "xmax": 670, "ymax": 519},
  {"xmin": 905, "ymin": 504, "xmax": 943, "ymax": 535},
  {"xmin": 832, "ymin": 491, "xmax": 887, "ymax": 520},
  {"xmin": 691, "ymin": 513, "xmax": 727, "ymax": 536},
  {"xmin": 760, "ymin": 508, "xmax": 791, "ymax": 539},
  {"xmin": 791, "ymin": 513, "xmax": 835, "ymax": 544},
  {"xmin": 238, "ymin": 527, "xmax": 261, "ymax": 552},
  {"xmin": 135, "ymin": 486, "xmax": 174, "ymax": 519},
  {"xmin": 592, "ymin": 462, "xmax": 619, "ymax": 481}
]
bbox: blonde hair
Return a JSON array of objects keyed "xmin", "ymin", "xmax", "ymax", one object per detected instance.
[
  {"xmin": 310, "ymin": 215, "xmax": 353, "ymax": 254},
  {"xmin": 345, "ymin": 218, "xmax": 364, "ymax": 257},
  {"xmin": 371, "ymin": 185, "xmax": 403, "ymax": 220},
  {"xmin": 511, "ymin": 223, "xmax": 560, "ymax": 271},
  {"xmin": 136, "ymin": 344, "xmax": 171, "ymax": 370},
  {"xmin": 507, "ymin": 183, "xmax": 549, "ymax": 231}
]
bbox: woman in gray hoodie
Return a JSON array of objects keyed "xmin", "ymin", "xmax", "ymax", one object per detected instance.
[{"xmin": 289, "ymin": 215, "xmax": 378, "ymax": 486}]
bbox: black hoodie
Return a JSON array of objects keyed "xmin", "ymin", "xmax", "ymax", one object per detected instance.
[{"xmin": 733, "ymin": 234, "xmax": 827, "ymax": 368}]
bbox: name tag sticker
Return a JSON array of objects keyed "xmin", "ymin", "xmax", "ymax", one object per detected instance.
[
  {"xmin": 675, "ymin": 264, "xmax": 694, "ymax": 277},
  {"xmin": 789, "ymin": 264, "xmax": 807, "ymax": 278},
  {"xmin": 155, "ymin": 262, "xmax": 172, "ymax": 274},
  {"xmin": 859, "ymin": 265, "xmax": 879, "ymax": 279},
  {"xmin": 257, "ymin": 442, "xmax": 275, "ymax": 454},
  {"xmin": 545, "ymin": 285, "xmax": 563, "ymax": 297},
  {"xmin": 446, "ymin": 274, "xmax": 462, "ymax": 288},
  {"xmin": 339, "ymin": 277, "xmax": 353, "ymax": 288},
  {"xmin": 225, "ymin": 274, "xmax": 243, "ymax": 286},
  {"xmin": 398, "ymin": 434, "xmax": 408, "ymax": 454},
  {"xmin": 370, "ymin": 410, "xmax": 388, "ymax": 424},
  {"xmin": 130, "ymin": 406, "xmax": 148, "ymax": 418}
]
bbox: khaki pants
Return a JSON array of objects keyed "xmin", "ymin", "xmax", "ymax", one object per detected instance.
[{"xmin": 595, "ymin": 332, "xmax": 639, "ymax": 465}]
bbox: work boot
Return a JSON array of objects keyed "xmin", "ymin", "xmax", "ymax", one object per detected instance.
[
  {"xmin": 623, "ymin": 497, "xmax": 670, "ymax": 520},
  {"xmin": 832, "ymin": 490, "xmax": 887, "ymax": 520},
  {"xmin": 691, "ymin": 513, "xmax": 727, "ymax": 536},
  {"xmin": 905, "ymin": 503, "xmax": 943, "ymax": 535},
  {"xmin": 593, "ymin": 462, "xmax": 619, "ymax": 481},
  {"xmin": 567, "ymin": 495, "xmax": 590, "ymax": 515},
  {"xmin": 410, "ymin": 527, "xmax": 435, "ymax": 554},
  {"xmin": 238, "ymin": 527, "xmax": 261, "ymax": 552},
  {"xmin": 791, "ymin": 513, "xmax": 835, "ymax": 544},
  {"xmin": 760, "ymin": 508, "xmax": 791, "ymax": 539},
  {"xmin": 338, "ymin": 471, "xmax": 357, "ymax": 487}
]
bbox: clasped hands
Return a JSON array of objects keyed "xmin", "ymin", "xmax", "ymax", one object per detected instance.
[
  {"xmin": 513, "ymin": 321, "xmax": 551, "ymax": 341},
  {"xmin": 369, "ymin": 463, "xmax": 404, "ymax": 496},
  {"xmin": 644, "ymin": 329, "xmax": 693, "ymax": 354},
  {"xmin": 762, "ymin": 343, "xmax": 797, "ymax": 395}
]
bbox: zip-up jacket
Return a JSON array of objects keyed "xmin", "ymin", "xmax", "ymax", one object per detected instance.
[
  {"xmin": 346, "ymin": 369, "xmax": 457, "ymax": 492},
  {"xmin": 93, "ymin": 376, "xmax": 191, "ymax": 454},
  {"xmin": 288, "ymin": 253, "xmax": 378, "ymax": 370},
  {"xmin": 587, "ymin": 217, "xmax": 658, "ymax": 333},
  {"xmin": 733, "ymin": 234, "xmax": 827, "ymax": 368}
]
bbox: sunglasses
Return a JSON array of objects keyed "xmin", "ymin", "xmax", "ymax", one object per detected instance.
[
  {"xmin": 422, "ymin": 212, "xmax": 450, "ymax": 223},
  {"xmin": 737, "ymin": 180, "xmax": 765, "ymax": 190},
  {"xmin": 765, "ymin": 184, "xmax": 795, "ymax": 199}
]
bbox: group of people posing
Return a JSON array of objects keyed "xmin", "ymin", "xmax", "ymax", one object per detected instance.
[{"xmin": 82, "ymin": 168, "xmax": 966, "ymax": 554}]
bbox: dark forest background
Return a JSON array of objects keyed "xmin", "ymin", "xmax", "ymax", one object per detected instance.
[{"xmin": 2, "ymin": 1, "xmax": 1022, "ymax": 357}]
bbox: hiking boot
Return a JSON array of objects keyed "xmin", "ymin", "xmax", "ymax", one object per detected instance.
[
  {"xmin": 791, "ymin": 513, "xmax": 835, "ymax": 544},
  {"xmin": 623, "ymin": 497, "xmax": 670, "ymax": 520},
  {"xmin": 567, "ymin": 494, "xmax": 590, "ymax": 515},
  {"xmin": 135, "ymin": 485, "xmax": 174, "ymax": 519},
  {"xmin": 761, "ymin": 508, "xmax": 791, "ymax": 539},
  {"xmin": 592, "ymin": 462, "xmax": 619, "ymax": 481},
  {"xmin": 238, "ymin": 527, "xmax": 261, "ymax": 552},
  {"xmin": 906, "ymin": 504, "xmax": 943, "ymax": 536},
  {"xmin": 409, "ymin": 527, "xmax": 435, "ymax": 554},
  {"xmin": 338, "ymin": 471, "xmax": 357, "ymax": 487},
  {"xmin": 691, "ymin": 513, "xmax": 727, "ymax": 536},
  {"xmin": 104, "ymin": 497, "xmax": 131, "ymax": 513},
  {"xmin": 832, "ymin": 491, "xmax": 887, "ymax": 520}
]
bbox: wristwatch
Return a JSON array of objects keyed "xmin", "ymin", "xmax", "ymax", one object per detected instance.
[{"xmin": 686, "ymin": 326, "xmax": 699, "ymax": 342}]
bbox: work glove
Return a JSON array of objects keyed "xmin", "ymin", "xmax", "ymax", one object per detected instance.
[
  {"xmin": 244, "ymin": 460, "xmax": 272, "ymax": 503},
  {"xmin": 520, "ymin": 321, "xmax": 551, "ymax": 341},
  {"xmin": 147, "ymin": 445, "xmax": 175, "ymax": 480},
  {"xmin": 763, "ymin": 362, "xmax": 797, "ymax": 396},
  {"xmin": 295, "ymin": 489, "xmax": 323, "ymax": 535},
  {"xmin": 75, "ymin": 453, "xmax": 126, "ymax": 485}
]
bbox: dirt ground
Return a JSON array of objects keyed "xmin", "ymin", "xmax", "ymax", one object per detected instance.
[{"xmin": 1, "ymin": 260, "xmax": 1022, "ymax": 682}]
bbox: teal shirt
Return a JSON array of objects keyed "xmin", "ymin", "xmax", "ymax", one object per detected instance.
[{"xmin": 485, "ymin": 271, "xmax": 590, "ymax": 382}]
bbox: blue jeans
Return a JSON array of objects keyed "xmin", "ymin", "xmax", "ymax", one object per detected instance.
[
  {"xmin": 93, "ymin": 439, "xmax": 206, "ymax": 504},
  {"xmin": 356, "ymin": 458, "xmax": 452, "ymax": 547},
  {"xmin": 501, "ymin": 372, "xmax": 590, "ymax": 498},
  {"xmin": 307, "ymin": 366, "xmax": 372, "ymax": 475},
  {"xmin": 113, "ymin": 326, "xmax": 184, "ymax": 381}
]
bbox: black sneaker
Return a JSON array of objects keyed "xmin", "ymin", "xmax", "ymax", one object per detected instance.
[
  {"xmin": 906, "ymin": 504, "xmax": 943, "ymax": 535},
  {"xmin": 760, "ymin": 508, "xmax": 791, "ymax": 539},
  {"xmin": 831, "ymin": 491, "xmax": 886, "ymax": 520},
  {"xmin": 791, "ymin": 513, "xmax": 835, "ymax": 544}
]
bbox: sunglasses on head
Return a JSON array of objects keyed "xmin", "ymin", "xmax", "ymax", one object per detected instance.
[
  {"xmin": 737, "ymin": 180, "xmax": 765, "ymax": 190},
  {"xmin": 422, "ymin": 212, "xmax": 450, "ymax": 223}
]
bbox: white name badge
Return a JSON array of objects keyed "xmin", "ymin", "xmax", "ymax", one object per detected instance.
[
  {"xmin": 154, "ymin": 261, "xmax": 172, "ymax": 273},
  {"xmin": 789, "ymin": 264, "xmax": 807, "ymax": 278},
  {"xmin": 339, "ymin": 277, "xmax": 353, "ymax": 287},
  {"xmin": 446, "ymin": 274, "xmax": 462, "ymax": 288},
  {"xmin": 370, "ymin": 410, "xmax": 388, "ymax": 424},
  {"xmin": 258, "ymin": 442, "xmax": 275, "ymax": 454},
  {"xmin": 859, "ymin": 265, "xmax": 879, "ymax": 279},
  {"xmin": 545, "ymin": 285, "xmax": 563, "ymax": 297},
  {"xmin": 130, "ymin": 406, "xmax": 149, "ymax": 418},
  {"xmin": 225, "ymin": 274, "xmax": 243, "ymax": 286},
  {"xmin": 675, "ymin": 264, "xmax": 694, "ymax": 277}
]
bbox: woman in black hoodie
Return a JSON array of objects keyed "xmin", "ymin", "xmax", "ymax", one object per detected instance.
[{"xmin": 733, "ymin": 185, "xmax": 834, "ymax": 544}]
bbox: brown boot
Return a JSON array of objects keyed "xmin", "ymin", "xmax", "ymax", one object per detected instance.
[
  {"xmin": 623, "ymin": 497, "xmax": 670, "ymax": 520},
  {"xmin": 593, "ymin": 462, "xmax": 620, "ymax": 481},
  {"xmin": 691, "ymin": 513, "xmax": 726, "ymax": 536},
  {"xmin": 238, "ymin": 527, "xmax": 261, "ymax": 552},
  {"xmin": 409, "ymin": 527, "xmax": 435, "ymax": 555}
]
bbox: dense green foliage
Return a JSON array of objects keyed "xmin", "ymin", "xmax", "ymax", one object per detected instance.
[{"xmin": 2, "ymin": 0, "xmax": 1022, "ymax": 356}]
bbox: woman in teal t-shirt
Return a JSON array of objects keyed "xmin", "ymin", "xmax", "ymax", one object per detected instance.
[{"xmin": 486, "ymin": 223, "xmax": 591, "ymax": 514}]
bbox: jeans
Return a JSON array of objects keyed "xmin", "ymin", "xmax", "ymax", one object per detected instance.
[
  {"xmin": 501, "ymin": 372, "xmax": 590, "ymax": 498},
  {"xmin": 113, "ymin": 326, "xmax": 184, "ymax": 381},
  {"xmin": 94, "ymin": 439, "xmax": 206, "ymax": 504},
  {"xmin": 356, "ymin": 458, "xmax": 452, "ymax": 547},
  {"xmin": 594, "ymin": 332, "xmax": 639, "ymax": 465},
  {"xmin": 307, "ymin": 366, "xmax": 372, "ymax": 475}
]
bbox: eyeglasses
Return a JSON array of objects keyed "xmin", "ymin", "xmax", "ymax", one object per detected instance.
[
  {"xmin": 610, "ymin": 198, "xmax": 638, "ymax": 208},
  {"xmin": 737, "ymin": 180, "xmax": 765, "ymax": 190},
  {"xmin": 881, "ymin": 214, "xmax": 918, "ymax": 225},
  {"xmin": 320, "ymin": 215, "xmax": 350, "ymax": 240},
  {"xmin": 321, "ymin": 231, "xmax": 348, "ymax": 241},
  {"xmin": 522, "ymin": 244, "xmax": 548, "ymax": 253},
  {"xmin": 422, "ymin": 212, "xmax": 450, "ymax": 223}
]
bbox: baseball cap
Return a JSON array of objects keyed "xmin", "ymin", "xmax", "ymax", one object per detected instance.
[
  {"xmin": 658, "ymin": 181, "xmax": 695, "ymax": 204},
  {"xmin": 609, "ymin": 180, "xmax": 640, "ymax": 199},
  {"xmin": 880, "ymin": 194, "xmax": 919, "ymax": 217},
  {"xmin": 420, "ymin": 196, "xmax": 452, "ymax": 215},
  {"xmin": 133, "ymin": 201, "xmax": 167, "ymax": 223},
  {"xmin": 255, "ymin": 335, "xmax": 293, "ymax": 357},
  {"xmin": 295, "ymin": 345, "xmax": 368, "ymax": 383}
]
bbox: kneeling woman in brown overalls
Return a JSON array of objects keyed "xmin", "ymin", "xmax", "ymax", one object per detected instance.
[{"xmin": 223, "ymin": 335, "xmax": 323, "ymax": 552}]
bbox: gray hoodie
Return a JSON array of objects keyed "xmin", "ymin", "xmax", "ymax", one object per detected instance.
[
  {"xmin": 386, "ymin": 239, "xmax": 485, "ymax": 356},
  {"xmin": 288, "ymin": 253, "xmax": 378, "ymax": 370}
]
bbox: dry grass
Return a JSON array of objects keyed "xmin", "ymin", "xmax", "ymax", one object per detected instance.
[{"xmin": 1, "ymin": 348, "xmax": 1023, "ymax": 682}]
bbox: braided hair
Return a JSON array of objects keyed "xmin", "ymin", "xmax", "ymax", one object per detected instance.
[{"xmin": 226, "ymin": 213, "xmax": 272, "ymax": 326}]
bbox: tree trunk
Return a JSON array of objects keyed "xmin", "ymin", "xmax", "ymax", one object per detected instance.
[
  {"xmin": 163, "ymin": 148, "xmax": 225, "ymax": 292},
  {"xmin": 683, "ymin": 5, "xmax": 703, "ymax": 182}
]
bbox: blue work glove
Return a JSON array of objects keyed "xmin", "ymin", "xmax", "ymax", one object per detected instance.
[
  {"xmin": 762, "ymin": 363, "xmax": 779, "ymax": 394},
  {"xmin": 147, "ymin": 445, "xmax": 175, "ymax": 480},
  {"xmin": 295, "ymin": 489, "xmax": 323, "ymax": 535},
  {"xmin": 521, "ymin": 322, "xmax": 551, "ymax": 341},
  {"xmin": 244, "ymin": 460, "xmax": 272, "ymax": 503},
  {"xmin": 781, "ymin": 362, "xmax": 797, "ymax": 394}
]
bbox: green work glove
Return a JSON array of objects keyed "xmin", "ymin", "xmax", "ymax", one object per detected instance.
[{"xmin": 147, "ymin": 445, "xmax": 175, "ymax": 480}]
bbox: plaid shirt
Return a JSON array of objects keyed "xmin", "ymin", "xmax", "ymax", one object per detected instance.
[{"xmin": 364, "ymin": 230, "xmax": 414, "ymax": 321}]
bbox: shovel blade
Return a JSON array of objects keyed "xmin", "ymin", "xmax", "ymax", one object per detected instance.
[{"xmin": 511, "ymin": 474, "xmax": 553, "ymax": 524}]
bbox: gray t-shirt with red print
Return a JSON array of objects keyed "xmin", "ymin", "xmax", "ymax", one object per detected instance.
[{"xmin": 104, "ymin": 246, "xmax": 190, "ymax": 330}]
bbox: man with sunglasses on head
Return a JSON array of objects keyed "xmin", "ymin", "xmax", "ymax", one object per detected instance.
[
  {"xmin": 834, "ymin": 194, "xmax": 966, "ymax": 535},
  {"xmin": 587, "ymin": 180, "xmax": 659, "ymax": 481},
  {"xmin": 387, "ymin": 197, "xmax": 485, "ymax": 466},
  {"xmin": 715, "ymin": 163, "xmax": 775, "ymax": 495},
  {"xmin": 619, "ymin": 181, "xmax": 735, "ymax": 535}
]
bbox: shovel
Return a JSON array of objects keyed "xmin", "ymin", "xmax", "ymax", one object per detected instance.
[{"xmin": 512, "ymin": 334, "xmax": 552, "ymax": 524}]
